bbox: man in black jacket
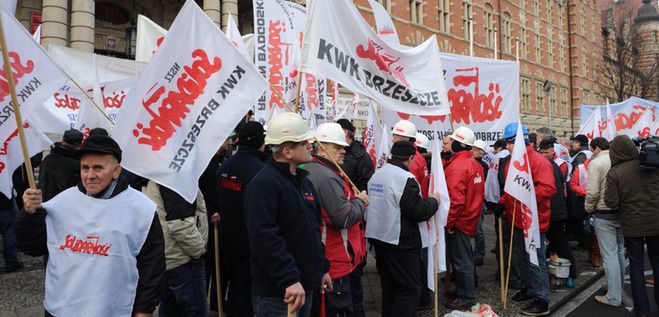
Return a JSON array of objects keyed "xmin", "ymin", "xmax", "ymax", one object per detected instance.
[
  {"xmin": 365, "ymin": 141, "xmax": 439, "ymax": 317},
  {"xmin": 17, "ymin": 135, "xmax": 165, "ymax": 317},
  {"xmin": 38, "ymin": 129, "xmax": 83, "ymax": 202},
  {"xmin": 217, "ymin": 122, "xmax": 266, "ymax": 316},
  {"xmin": 337, "ymin": 119, "xmax": 374, "ymax": 192},
  {"xmin": 244, "ymin": 113, "xmax": 332, "ymax": 316}
]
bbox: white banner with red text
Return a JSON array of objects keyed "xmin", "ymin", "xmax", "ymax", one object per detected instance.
[
  {"xmin": 113, "ymin": 0, "xmax": 267, "ymax": 202},
  {"xmin": 0, "ymin": 120, "xmax": 51, "ymax": 197},
  {"xmin": 136, "ymin": 14, "xmax": 167, "ymax": 63},
  {"xmin": 580, "ymin": 97, "xmax": 659, "ymax": 139}
]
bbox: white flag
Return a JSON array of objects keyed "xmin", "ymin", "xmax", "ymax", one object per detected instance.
[
  {"xmin": 363, "ymin": 100, "xmax": 382, "ymax": 168},
  {"xmin": 375, "ymin": 124, "xmax": 391, "ymax": 169},
  {"xmin": 368, "ymin": 0, "xmax": 400, "ymax": 45},
  {"xmin": 136, "ymin": 14, "xmax": 167, "ymax": 63},
  {"xmin": 0, "ymin": 5, "xmax": 70, "ymax": 139},
  {"xmin": 504, "ymin": 122, "xmax": 541, "ymax": 266},
  {"xmin": 576, "ymin": 109, "xmax": 600, "ymax": 140},
  {"xmin": 0, "ymin": 0, "xmax": 15, "ymax": 15},
  {"xmin": 300, "ymin": 0, "xmax": 450, "ymax": 116},
  {"xmin": 603, "ymin": 100, "xmax": 616, "ymax": 140},
  {"xmin": 226, "ymin": 15, "xmax": 250, "ymax": 60},
  {"xmin": 113, "ymin": 0, "xmax": 267, "ymax": 203},
  {"xmin": 32, "ymin": 25, "xmax": 41, "ymax": 43},
  {"xmin": 427, "ymin": 137, "xmax": 451, "ymax": 290},
  {"xmin": 631, "ymin": 108, "xmax": 653, "ymax": 138},
  {"xmin": 0, "ymin": 120, "xmax": 51, "ymax": 197}
]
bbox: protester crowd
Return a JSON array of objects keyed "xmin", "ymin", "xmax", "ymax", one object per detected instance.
[{"xmin": 1, "ymin": 112, "xmax": 659, "ymax": 317}]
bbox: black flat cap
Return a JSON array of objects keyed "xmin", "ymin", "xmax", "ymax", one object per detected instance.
[
  {"xmin": 391, "ymin": 140, "xmax": 416, "ymax": 157},
  {"xmin": 336, "ymin": 119, "xmax": 356, "ymax": 133},
  {"xmin": 63, "ymin": 129, "xmax": 83, "ymax": 146},
  {"xmin": 76, "ymin": 135, "xmax": 122, "ymax": 162}
]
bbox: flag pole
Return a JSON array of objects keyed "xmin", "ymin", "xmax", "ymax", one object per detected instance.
[
  {"xmin": 213, "ymin": 222, "xmax": 223, "ymax": 314},
  {"xmin": 294, "ymin": 71, "xmax": 304, "ymax": 113},
  {"xmin": 316, "ymin": 140, "xmax": 360, "ymax": 194},
  {"xmin": 0, "ymin": 12, "xmax": 36, "ymax": 189},
  {"xmin": 503, "ymin": 201, "xmax": 517, "ymax": 309},
  {"xmin": 269, "ymin": 83, "xmax": 297, "ymax": 113},
  {"xmin": 287, "ymin": 303, "xmax": 295, "ymax": 317},
  {"xmin": 433, "ymin": 216, "xmax": 440, "ymax": 317},
  {"xmin": 493, "ymin": 28, "xmax": 498, "ymax": 60},
  {"xmin": 69, "ymin": 78, "xmax": 114, "ymax": 124},
  {"xmin": 498, "ymin": 216, "xmax": 506, "ymax": 305},
  {"xmin": 469, "ymin": 16, "xmax": 474, "ymax": 57}
]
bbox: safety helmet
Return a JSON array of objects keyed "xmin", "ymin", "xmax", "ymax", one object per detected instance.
[
  {"xmin": 392, "ymin": 120, "xmax": 416, "ymax": 138},
  {"xmin": 415, "ymin": 133, "xmax": 430, "ymax": 149},
  {"xmin": 449, "ymin": 126, "xmax": 476, "ymax": 147},
  {"xmin": 315, "ymin": 123, "xmax": 349, "ymax": 147},
  {"xmin": 502, "ymin": 122, "xmax": 528, "ymax": 140},
  {"xmin": 264, "ymin": 112, "xmax": 312, "ymax": 145},
  {"xmin": 473, "ymin": 139, "xmax": 487, "ymax": 152}
]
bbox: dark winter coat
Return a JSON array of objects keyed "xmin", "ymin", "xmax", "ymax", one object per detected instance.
[
  {"xmin": 244, "ymin": 161, "xmax": 328, "ymax": 296},
  {"xmin": 38, "ymin": 143, "xmax": 80, "ymax": 202},
  {"xmin": 342, "ymin": 141, "xmax": 374, "ymax": 192},
  {"xmin": 605, "ymin": 135, "xmax": 659, "ymax": 238}
]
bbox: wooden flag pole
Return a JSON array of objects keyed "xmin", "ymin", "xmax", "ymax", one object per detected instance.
[
  {"xmin": 294, "ymin": 70, "xmax": 304, "ymax": 113},
  {"xmin": 498, "ymin": 216, "xmax": 506, "ymax": 305},
  {"xmin": 316, "ymin": 140, "xmax": 360, "ymax": 194},
  {"xmin": 69, "ymin": 78, "xmax": 114, "ymax": 124},
  {"xmin": 433, "ymin": 231, "xmax": 440, "ymax": 317},
  {"xmin": 0, "ymin": 12, "xmax": 35, "ymax": 189},
  {"xmin": 288, "ymin": 303, "xmax": 296, "ymax": 317},
  {"xmin": 503, "ymin": 201, "xmax": 517, "ymax": 309},
  {"xmin": 268, "ymin": 83, "xmax": 297, "ymax": 113},
  {"xmin": 213, "ymin": 222, "xmax": 223, "ymax": 314}
]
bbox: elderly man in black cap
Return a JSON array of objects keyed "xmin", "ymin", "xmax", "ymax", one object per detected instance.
[
  {"xmin": 38, "ymin": 129, "xmax": 83, "ymax": 202},
  {"xmin": 18, "ymin": 135, "xmax": 165, "ymax": 317},
  {"xmin": 366, "ymin": 140, "xmax": 439, "ymax": 317},
  {"xmin": 214, "ymin": 121, "xmax": 266, "ymax": 316}
]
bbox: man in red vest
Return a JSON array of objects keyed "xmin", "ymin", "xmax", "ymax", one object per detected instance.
[{"xmin": 304, "ymin": 123, "xmax": 369, "ymax": 316}]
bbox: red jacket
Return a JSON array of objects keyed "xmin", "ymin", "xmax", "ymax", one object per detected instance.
[
  {"xmin": 445, "ymin": 150, "xmax": 485, "ymax": 236},
  {"xmin": 569, "ymin": 159, "xmax": 590, "ymax": 197},
  {"xmin": 410, "ymin": 149, "xmax": 429, "ymax": 199},
  {"xmin": 502, "ymin": 145, "xmax": 556, "ymax": 232}
]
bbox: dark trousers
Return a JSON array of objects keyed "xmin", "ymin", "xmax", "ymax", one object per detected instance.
[
  {"xmin": 0, "ymin": 205, "xmax": 18, "ymax": 268},
  {"xmin": 324, "ymin": 277, "xmax": 354, "ymax": 316},
  {"xmin": 160, "ymin": 258, "xmax": 209, "ymax": 317},
  {"xmin": 374, "ymin": 246, "xmax": 421, "ymax": 317},
  {"xmin": 349, "ymin": 263, "xmax": 365, "ymax": 313},
  {"xmin": 494, "ymin": 214, "xmax": 521, "ymax": 283},
  {"xmin": 625, "ymin": 235, "xmax": 659, "ymax": 315},
  {"xmin": 205, "ymin": 225, "xmax": 218, "ymax": 312},
  {"xmin": 253, "ymin": 292, "xmax": 313, "ymax": 317},
  {"xmin": 220, "ymin": 255, "xmax": 253, "ymax": 317},
  {"xmin": 547, "ymin": 220, "xmax": 577, "ymax": 278},
  {"xmin": 446, "ymin": 230, "xmax": 476, "ymax": 305}
]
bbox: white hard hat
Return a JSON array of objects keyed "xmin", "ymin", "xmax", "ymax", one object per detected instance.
[
  {"xmin": 392, "ymin": 120, "xmax": 416, "ymax": 138},
  {"xmin": 473, "ymin": 139, "xmax": 487, "ymax": 152},
  {"xmin": 449, "ymin": 126, "xmax": 476, "ymax": 147},
  {"xmin": 415, "ymin": 133, "xmax": 430, "ymax": 149},
  {"xmin": 265, "ymin": 112, "xmax": 312, "ymax": 145},
  {"xmin": 315, "ymin": 123, "xmax": 349, "ymax": 147}
]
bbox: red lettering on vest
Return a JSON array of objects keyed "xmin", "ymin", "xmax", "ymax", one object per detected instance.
[{"xmin": 58, "ymin": 234, "xmax": 112, "ymax": 256}]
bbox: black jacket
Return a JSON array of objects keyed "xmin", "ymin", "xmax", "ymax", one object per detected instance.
[
  {"xmin": 549, "ymin": 159, "xmax": 568, "ymax": 222},
  {"xmin": 369, "ymin": 159, "xmax": 439, "ymax": 250},
  {"xmin": 342, "ymin": 141, "xmax": 375, "ymax": 192},
  {"xmin": 244, "ymin": 161, "xmax": 328, "ymax": 296},
  {"xmin": 38, "ymin": 143, "xmax": 80, "ymax": 202},
  {"xmin": 218, "ymin": 147, "xmax": 264, "ymax": 257},
  {"xmin": 15, "ymin": 181, "xmax": 165, "ymax": 314}
]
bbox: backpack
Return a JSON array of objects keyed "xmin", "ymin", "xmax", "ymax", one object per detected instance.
[{"xmin": 639, "ymin": 137, "xmax": 659, "ymax": 169}]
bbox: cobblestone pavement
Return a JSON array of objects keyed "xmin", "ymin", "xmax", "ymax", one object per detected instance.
[{"xmin": 1, "ymin": 213, "xmax": 599, "ymax": 316}]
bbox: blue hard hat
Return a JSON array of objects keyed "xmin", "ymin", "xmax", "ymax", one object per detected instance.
[{"xmin": 502, "ymin": 122, "xmax": 528, "ymax": 139}]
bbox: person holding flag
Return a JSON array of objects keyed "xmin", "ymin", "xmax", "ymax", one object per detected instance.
[
  {"xmin": 500, "ymin": 122, "xmax": 556, "ymax": 316},
  {"xmin": 337, "ymin": 118, "xmax": 374, "ymax": 192},
  {"xmin": 443, "ymin": 127, "xmax": 485, "ymax": 310},
  {"xmin": 392, "ymin": 120, "xmax": 429, "ymax": 198}
]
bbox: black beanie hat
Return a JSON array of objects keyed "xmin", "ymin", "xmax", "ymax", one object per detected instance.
[
  {"xmin": 237, "ymin": 121, "xmax": 265, "ymax": 149},
  {"xmin": 391, "ymin": 140, "xmax": 416, "ymax": 157}
]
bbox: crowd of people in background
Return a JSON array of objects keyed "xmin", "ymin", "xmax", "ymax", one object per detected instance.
[{"xmin": 1, "ymin": 112, "xmax": 659, "ymax": 317}]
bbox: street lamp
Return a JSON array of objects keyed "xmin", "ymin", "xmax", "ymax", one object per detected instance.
[{"xmin": 543, "ymin": 80, "xmax": 553, "ymax": 130}]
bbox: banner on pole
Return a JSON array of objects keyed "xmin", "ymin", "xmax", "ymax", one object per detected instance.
[
  {"xmin": 136, "ymin": 14, "xmax": 167, "ymax": 63},
  {"xmin": 580, "ymin": 97, "xmax": 659, "ymax": 139},
  {"xmin": 0, "ymin": 120, "xmax": 51, "ymax": 197},
  {"xmin": 113, "ymin": 0, "xmax": 267, "ymax": 203}
]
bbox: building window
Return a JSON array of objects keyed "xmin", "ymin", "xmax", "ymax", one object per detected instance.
[
  {"xmin": 484, "ymin": 5, "xmax": 495, "ymax": 48},
  {"xmin": 561, "ymin": 87, "xmax": 568, "ymax": 116},
  {"xmin": 583, "ymin": 90, "xmax": 590, "ymax": 105},
  {"xmin": 410, "ymin": 0, "xmax": 424, "ymax": 24},
  {"xmin": 520, "ymin": 0, "xmax": 526, "ymax": 11},
  {"xmin": 548, "ymin": 40, "xmax": 554, "ymax": 67},
  {"xmin": 378, "ymin": 0, "xmax": 392, "ymax": 12},
  {"xmin": 580, "ymin": 9, "xmax": 585, "ymax": 35},
  {"xmin": 582, "ymin": 50, "xmax": 587, "ymax": 77},
  {"xmin": 654, "ymin": 31, "xmax": 658, "ymax": 42},
  {"xmin": 549, "ymin": 87, "xmax": 556, "ymax": 115},
  {"xmin": 558, "ymin": 4, "xmax": 564, "ymax": 30},
  {"xmin": 522, "ymin": 77, "xmax": 531, "ymax": 111},
  {"xmin": 521, "ymin": 27, "xmax": 528, "ymax": 59},
  {"xmin": 547, "ymin": 0, "xmax": 552, "ymax": 26},
  {"xmin": 559, "ymin": 44, "xmax": 565, "ymax": 72},
  {"xmin": 463, "ymin": 0, "xmax": 473, "ymax": 39},
  {"xmin": 535, "ymin": 33, "xmax": 541, "ymax": 63},
  {"xmin": 439, "ymin": 0, "xmax": 450, "ymax": 33},
  {"xmin": 533, "ymin": 0, "xmax": 539, "ymax": 16},
  {"xmin": 536, "ymin": 81, "xmax": 545, "ymax": 113},
  {"xmin": 503, "ymin": 14, "xmax": 512, "ymax": 54}
]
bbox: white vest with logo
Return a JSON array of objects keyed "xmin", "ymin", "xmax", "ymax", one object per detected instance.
[
  {"xmin": 366, "ymin": 162, "xmax": 427, "ymax": 245},
  {"xmin": 43, "ymin": 187, "xmax": 156, "ymax": 317}
]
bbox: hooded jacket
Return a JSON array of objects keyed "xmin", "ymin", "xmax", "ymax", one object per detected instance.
[{"xmin": 605, "ymin": 135, "xmax": 659, "ymax": 238}]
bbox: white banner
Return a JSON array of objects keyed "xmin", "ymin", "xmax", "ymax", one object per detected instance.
[
  {"xmin": 252, "ymin": 0, "xmax": 296, "ymax": 123},
  {"xmin": 48, "ymin": 45, "xmax": 145, "ymax": 88},
  {"xmin": 113, "ymin": 0, "xmax": 267, "ymax": 203},
  {"xmin": 630, "ymin": 108, "xmax": 654, "ymax": 138},
  {"xmin": 580, "ymin": 97, "xmax": 659, "ymax": 139},
  {"xmin": 0, "ymin": 120, "xmax": 51, "ymax": 197},
  {"xmin": 226, "ymin": 15, "xmax": 250, "ymax": 60},
  {"xmin": 375, "ymin": 123, "xmax": 391, "ymax": 169},
  {"xmin": 0, "ymin": 0, "xmax": 15, "ymax": 15},
  {"xmin": 427, "ymin": 137, "xmax": 451, "ymax": 290},
  {"xmin": 576, "ymin": 108, "xmax": 601, "ymax": 140},
  {"xmin": 300, "ymin": 0, "xmax": 450, "ymax": 116},
  {"xmin": 368, "ymin": 0, "xmax": 400, "ymax": 45},
  {"xmin": 504, "ymin": 123, "xmax": 540, "ymax": 266},
  {"xmin": 363, "ymin": 101, "xmax": 382, "ymax": 168},
  {"xmin": 383, "ymin": 54, "xmax": 519, "ymax": 145},
  {"xmin": 0, "ymin": 5, "xmax": 70, "ymax": 140},
  {"xmin": 136, "ymin": 14, "xmax": 167, "ymax": 63}
]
